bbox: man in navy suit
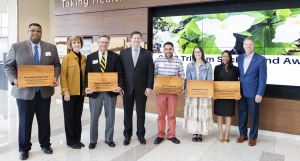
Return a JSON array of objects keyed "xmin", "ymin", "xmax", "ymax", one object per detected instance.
[
  {"xmin": 236, "ymin": 37, "xmax": 267, "ymax": 146},
  {"xmin": 85, "ymin": 35, "xmax": 123, "ymax": 149},
  {"xmin": 119, "ymin": 31, "xmax": 154, "ymax": 145}
]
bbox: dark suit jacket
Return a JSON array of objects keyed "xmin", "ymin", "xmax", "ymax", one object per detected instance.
[
  {"xmin": 214, "ymin": 64, "xmax": 239, "ymax": 81},
  {"xmin": 4, "ymin": 40, "xmax": 61, "ymax": 100},
  {"xmin": 119, "ymin": 47, "xmax": 154, "ymax": 95},
  {"xmin": 85, "ymin": 50, "xmax": 124, "ymax": 98},
  {"xmin": 237, "ymin": 53, "xmax": 267, "ymax": 97}
]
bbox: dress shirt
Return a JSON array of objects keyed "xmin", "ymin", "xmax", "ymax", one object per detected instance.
[
  {"xmin": 243, "ymin": 52, "xmax": 254, "ymax": 73},
  {"xmin": 98, "ymin": 50, "xmax": 108, "ymax": 66},
  {"xmin": 30, "ymin": 41, "xmax": 41, "ymax": 61}
]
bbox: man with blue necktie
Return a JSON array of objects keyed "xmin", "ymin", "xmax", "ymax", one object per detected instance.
[
  {"xmin": 4, "ymin": 23, "xmax": 60, "ymax": 160},
  {"xmin": 236, "ymin": 37, "xmax": 267, "ymax": 146}
]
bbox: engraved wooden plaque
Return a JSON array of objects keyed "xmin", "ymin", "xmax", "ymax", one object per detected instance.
[
  {"xmin": 18, "ymin": 65, "xmax": 54, "ymax": 87},
  {"xmin": 214, "ymin": 81, "xmax": 241, "ymax": 99},
  {"xmin": 154, "ymin": 75, "xmax": 183, "ymax": 94},
  {"xmin": 88, "ymin": 72, "xmax": 118, "ymax": 92},
  {"xmin": 186, "ymin": 80, "xmax": 214, "ymax": 97}
]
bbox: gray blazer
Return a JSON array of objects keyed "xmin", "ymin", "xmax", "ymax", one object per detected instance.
[{"xmin": 4, "ymin": 40, "xmax": 61, "ymax": 100}]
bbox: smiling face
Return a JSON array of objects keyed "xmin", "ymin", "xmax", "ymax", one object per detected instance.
[
  {"xmin": 98, "ymin": 37, "xmax": 109, "ymax": 53},
  {"xmin": 194, "ymin": 47, "xmax": 202, "ymax": 60},
  {"xmin": 222, "ymin": 52, "xmax": 230, "ymax": 65},
  {"xmin": 243, "ymin": 39, "xmax": 254, "ymax": 55},
  {"xmin": 71, "ymin": 39, "xmax": 82, "ymax": 53},
  {"xmin": 131, "ymin": 34, "xmax": 142, "ymax": 48},
  {"xmin": 28, "ymin": 25, "xmax": 42, "ymax": 44},
  {"xmin": 163, "ymin": 44, "xmax": 174, "ymax": 59}
]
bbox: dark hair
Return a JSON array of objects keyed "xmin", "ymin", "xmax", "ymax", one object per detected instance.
[
  {"xmin": 192, "ymin": 46, "xmax": 207, "ymax": 63},
  {"xmin": 131, "ymin": 31, "xmax": 142, "ymax": 38},
  {"xmin": 163, "ymin": 42, "xmax": 173, "ymax": 48},
  {"xmin": 221, "ymin": 50, "xmax": 233, "ymax": 69},
  {"xmin": 28, "ymin": 23, "xmax": 42, "ymax": 29}
]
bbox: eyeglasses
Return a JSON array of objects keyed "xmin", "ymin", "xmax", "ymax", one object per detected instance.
[
  {"xmin": 29, "ymin": 29, "xmax": 42, "ymax": 33},
  {"xmin": 194, "ymin": 51, "xmax": 202, "ymax": 54},
  {"xmin": 99, "ymin": 41, "xmax": 109, "ymax": 45}
]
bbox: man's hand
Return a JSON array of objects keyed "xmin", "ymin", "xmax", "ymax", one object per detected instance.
[
  {"xmin": 85, "ymin": 88, "xmax": 93, "ymax": 94},
  {"xmin": 113, "ymin": 87, "xmax": 122, "ymax": 93},
  {"xmin": 120, "ymin": 89, "xmax": 124, "ymax": 97},
  {"xmin": 145, "ymin": 88, "xmax": 152, "ymax": 96},
  {"xmin": 255, "ymin": 95, "xmax": 262, "ymax": 103},
  {"xmin": 14, "ymin": 79, "xmax": 24, "ymax": 89},
  {"xmin": 51, "ymin": 77, "xmax": 59, "ymax": 87}
]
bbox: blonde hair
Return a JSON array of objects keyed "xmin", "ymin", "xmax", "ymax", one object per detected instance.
[
  {"xmin": 243, "ymin": 37, "xmax": 254, "ymax": 43},
  {"xmin": 67, "ymin": 35, "xmax": 84, "ymax": 50}
]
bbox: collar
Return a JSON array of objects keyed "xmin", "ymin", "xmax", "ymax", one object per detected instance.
[
  {"xmin": 30, "ymin": 40, "xmax": 41, "ymax": 48},
  {"xmin": 244, "ymin": 52, "xmax": 254, "ymax": 58}
]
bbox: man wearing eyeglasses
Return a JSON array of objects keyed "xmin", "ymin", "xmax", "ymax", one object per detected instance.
[
  {"xmin": 3, "ymin": 23, "xmax": 61, "ymax": 160},
  {"xmin": 84, "ymin": 35, "xmax": 124, "ymax": 149}
]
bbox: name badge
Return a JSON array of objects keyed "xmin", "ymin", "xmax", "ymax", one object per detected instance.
[
  {"xmin": 45, "ymin": 52, "xmax": 51, "ymax": 56},
  {"xmin": 93, "ymin": 60, "xmax": 98, "ymax": 64}
]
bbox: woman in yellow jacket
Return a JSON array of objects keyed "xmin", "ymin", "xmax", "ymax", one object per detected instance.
[{"xmin": 60, "ymin": 35, "xmax": 86, "ymax": 149}]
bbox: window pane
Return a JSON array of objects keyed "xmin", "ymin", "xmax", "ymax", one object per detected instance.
[
  {"xmin": 2, "ymin": 13, "xmax": 8, "ymax": 27},
  {"xmin": 2, "ymin": 28, "xmax": 8, "ymax": 36}
]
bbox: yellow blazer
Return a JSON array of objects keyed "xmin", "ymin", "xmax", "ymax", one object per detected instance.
[{"xmin": 60, "ymin": 51, "xmax": 86, "ymax": 95}]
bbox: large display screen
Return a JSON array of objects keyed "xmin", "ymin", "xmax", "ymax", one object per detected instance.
[{"xmin": 152, "ymin": 8, "xmax": 300, "ymax": 86}]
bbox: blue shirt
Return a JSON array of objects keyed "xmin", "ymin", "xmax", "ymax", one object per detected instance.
[{"xmin": 30, "ymin": 41, "xmax": 41, "ymax": 62}]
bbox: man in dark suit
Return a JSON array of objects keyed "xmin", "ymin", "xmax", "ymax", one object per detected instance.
[
  {"xmin": 3, "ymin": 23, "xmax": 61, "ymax": 160},
  {"xmin": 119, "ymin": 31, "xmax": 154, "ymax": 145},
  {"xmin": 85, "ymin": 35, "xmax": 123, "ymax": 149},
  {"xmin": 236, "ymin": 37, "xmax": 267, "ymax": 146}
]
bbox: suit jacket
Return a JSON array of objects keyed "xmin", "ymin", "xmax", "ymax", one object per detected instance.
[
  {"xmin": 119, "ymin": 47, "xmax": 154, "ymax": 95},
  {"xmin": 237, "ymin": 53, "xmax": 267, "ymax": 97},
  {"xmin": 214, "ymin": 63, "xmax": 239, "ymax": 81},
  {"xmin": 84, "ymin": 50, "xmax": 124, "ymax": 98},
  {"xmin": 3, "ymin": 40, "xmax": 61, "ymax": 100},
  {"xmin": 60, "ymin": 51, "xmax": 86, "ymax": 96}
]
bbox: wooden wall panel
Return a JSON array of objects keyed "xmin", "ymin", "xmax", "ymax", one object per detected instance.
[
  {"xmin": 103, "ymin": 8, "xmax": 148, "ymax": 35},
  {"xmin": 55, "ymin": 0, "xmax": 216, "ymax": 15},
  {"xmin": 55, "ymin": 15, "xmax": 70, "ymax": 36}
]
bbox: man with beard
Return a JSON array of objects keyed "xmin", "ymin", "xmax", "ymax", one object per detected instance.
[
  {"xmin": 4, "ymin": 23, "xmax": 60, "ymax": 160},
  {"xmin": 153, "ymin": 42, "xmax": 185, "ymax": 144}
]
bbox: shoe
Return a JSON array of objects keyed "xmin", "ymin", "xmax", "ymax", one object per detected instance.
[
  {"xmin": 88, "ymin": 143, "xmax": 96, "ymax": 149},
  {"xmin": 192, "ymin": 134, "xmax": 198, "ymax": 142},
  {"xmin": 78, "ymin": 142, "xmax": 85, "ymax": 147},
  {"xmin": 138, "ymin": 137, "xmax": 146, "ymax": 145},
  {"xmin": 154, "ymin": 137, "xmax": 164, "ymax": 144},
  {"xmin": 41, "ymin": 146, "xmax": 53, "ymax": 154},
  {"xmin": 105, "ymin": 141, "xmax": 116, "ymax": 147},
  {"xmin": 168, "ymin": 137, "xmax": 180, "ymax": 144},
  {"xmin": 248, "ymin": 139, "xmax": 256, "ymax": 146},
  {"xmin": 69, "ymin": 143, "xmax": 81, "ymax": 149},
  {"xmin": 236, "ymin": 136, "xmax": 248, "ymax": 143},
  {"xmin": 198, "ymin": 134, "xmax": 203, "ymax": 142},
  {"xmin": 123, "ymin": 138, "xmax": 131, "ymax": 146},
  {"xmin": 19, "ymin": 151, "xmax": 29, "ymax": 160}
]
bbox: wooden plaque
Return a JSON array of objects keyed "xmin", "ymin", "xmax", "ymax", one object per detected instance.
[
  {"xmin": 214, "ymin": 81, "xmax": 241, "ymax": 99},
  {"xmin": 18, "ymin": 65, "xmax": 54, "ymax": 87},
  {"xmin": 88, "ymin": 72, "xmax": 118, "ymax": 92},
  {"xmin": 186, "ymin": 80, "xmax": 214, "ymax": 97},
  {"xmin": 154, "ymin": 75, "xmax": 183, "ymax": 94}
]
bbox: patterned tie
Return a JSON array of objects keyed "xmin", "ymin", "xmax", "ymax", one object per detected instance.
[
  {"xmin": 100, "ymin": 53, "xmax": 105, "ymax": 73},
  {"xmin": 34, "ymin": 45, "xmax": 40, "ymax": 92},
  {"xmin": 133, "ymin": 49, "xmax": 138, "ymax": 67}
]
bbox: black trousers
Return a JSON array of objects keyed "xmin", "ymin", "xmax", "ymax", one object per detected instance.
[
  {"xmin": 123, "ymin": 90, "xmax": 147, "ymax": 138},
  {"xmin": 62, "ymin": 95, "xmax": 84, "ymax": 145},
  {"xmin": 16, "ymin": 91, "xmax": 51, "ymax": 152}
]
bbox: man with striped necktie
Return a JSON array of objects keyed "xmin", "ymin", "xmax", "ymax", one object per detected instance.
[{"xmin": 85, "ymin": 35, "xmax": 124, "ymax": 149}]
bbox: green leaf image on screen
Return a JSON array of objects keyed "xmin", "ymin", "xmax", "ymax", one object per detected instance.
[{"xmin": 153, "ymin": 8, "xmax": 300, "ymax": 55}]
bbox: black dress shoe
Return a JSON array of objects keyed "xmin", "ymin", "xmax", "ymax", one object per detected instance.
[
  {"xmin": 168, "ymin": 137, "xmax": 180, "ymax": 144},
  {"xmin": 138, "ymin": 137, "xmax": 146, "ymax": 145},
  {"xmin": 88, "ymin": 143, "xmax": 96, "ymax": 149},
  {"xmin": 69, "ymin": 143, "xmax": 81, "ymax": 149},
  {"xmin": 123, "ymin": 138, "xmax": 131, "ymax": 146},
  {"xmin": 41, "ymin": 146, "xmax": 53, "ymax": 154},
  {"xmin": 78, "ymin": 142, "xmax": 85, "ymax": 147},
  {"xmin": 19, "ymin": 151, "xmax": 29, "ymax": 160},
  {"xmin": 154, "ymin": 137, "xmax": 164, "ymax": 144},
  {"xmin": 105, "ymin": 141, "xmax": 116, "ymax": 147}
]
